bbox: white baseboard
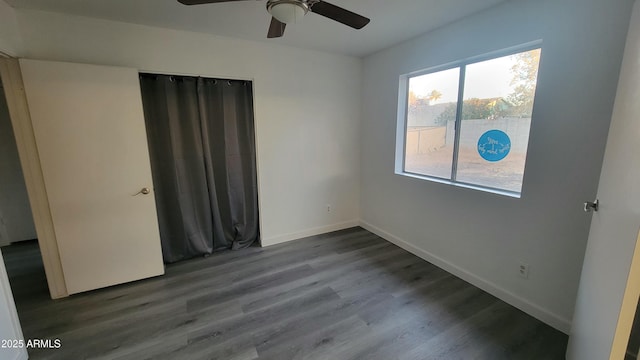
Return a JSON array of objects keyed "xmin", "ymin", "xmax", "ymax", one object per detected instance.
[
  {"xmin": 359, "ymin": 220, "xmax": 572, "ymax": 334},
  {"xmin": 261, "ymin": 220, "xmax": 360, "ymax": 247}
]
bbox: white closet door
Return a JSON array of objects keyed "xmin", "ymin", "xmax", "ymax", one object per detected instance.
[{"xmin": 20, "ymin": 59, "xmax": 164, "ymax": 294}]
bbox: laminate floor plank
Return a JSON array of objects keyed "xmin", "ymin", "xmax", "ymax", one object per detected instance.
[
  {"xmin": 238, "ymin": 243, "xmax": 406, "ymax": 313},
  {"xmin": 399, "ymin": 301, "xmax": 518, "ymax": 360},
  {"xmin": 103, "ymin": 333, "xmax": 189, "ymax": 360},
  {"xmin": 252, "ymin": 291, "xmax": 393, "ymax": 355},
  {"xmin": 2, "ymin": 228, "xmax": 568, "ymax": 359},
  {"xmin": 329, "ymin": 281, "xmax": 494, "ymax": 360},
  {"xmin": 186, "ymin": 264, "xmax": 317, "ymax": 313},
  {"xmin": 255, "ymin": 315, "xmax": 372, "ymax": 360},
  {"xmin": 153, "ymin": 333, "xmax": 258, "ymax": 360},
  {"xmin": 330, "ymin": 255, "xmax": 444, "ymax": 300}
]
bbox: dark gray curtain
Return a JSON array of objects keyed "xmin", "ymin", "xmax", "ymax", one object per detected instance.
[{"xmin": 139, "ymin": 74, "xmax": 259, "ymax": 263}]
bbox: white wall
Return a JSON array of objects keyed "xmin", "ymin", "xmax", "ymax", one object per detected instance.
[
  {"xmin": 0, "ymin": 0, "xmax": 22, "ymax": 56},
  {"xmin": 360, "ymin": 0, "xmax": 634, "ymax": 332},
  {"xmin": 14, "ymin": 9, "xmax": 362, "ymax": 246},
  {"xmin": 0, "ymin": 84, "xmax": 36, "ymax": 247},
  {"xmin": 567, "ymin": 1, "xmax": 640, "ymax": 358}
]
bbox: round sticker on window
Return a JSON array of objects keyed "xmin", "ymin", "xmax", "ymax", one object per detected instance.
[{"xmin": 477, "ymin": 130, "xmax": 511, "ymax": 162}]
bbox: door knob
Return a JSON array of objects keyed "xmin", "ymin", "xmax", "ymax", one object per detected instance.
[
  {"xmin": 584, "ymin": 199, "xmax": 599, "ymax": 212},
  {"xmin": 133, "ymin": 187, "xmax": 151, "ymax": 196}
]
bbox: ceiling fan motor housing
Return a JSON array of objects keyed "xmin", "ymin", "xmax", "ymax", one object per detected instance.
[{"xmin": 267, "ymin": 0, "xmax": 310, "ymax": 24}]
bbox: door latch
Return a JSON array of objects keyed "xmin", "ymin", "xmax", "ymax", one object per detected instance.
[{"xmin": 584, "ymin": 199, "xmax": 599, "ymax": 213}]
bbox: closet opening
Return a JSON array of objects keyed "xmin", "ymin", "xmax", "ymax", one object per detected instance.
[{"xmin": 139, "ymin": 73, "xmax": 260, "ymax": 263}]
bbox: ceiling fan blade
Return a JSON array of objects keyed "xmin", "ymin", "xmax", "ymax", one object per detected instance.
[
  {"xmin": 310, "ymin": 1, "xmax": 370, "ymax": 29},
  {"xmin": 267, "ymin": 17, "xmax": 286, "ymax": 38},
  {"xmin": 177, "ymin": 0, "xmax": 250, "ymax": 5}
]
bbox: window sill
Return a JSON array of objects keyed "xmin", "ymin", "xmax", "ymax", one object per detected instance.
[{"xmin": 395, "ymin": 171, "xmax": 522, "ymax": 199}]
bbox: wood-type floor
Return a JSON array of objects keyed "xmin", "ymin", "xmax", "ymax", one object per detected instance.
[{"xmin": 3, "ymin": 227, "xmax": 567, "ymax": 359}]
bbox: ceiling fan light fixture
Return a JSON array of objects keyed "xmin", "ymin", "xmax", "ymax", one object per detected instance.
[{"xmin": 267, "ymin": 0, "xmax": 308, "ymax": 24}]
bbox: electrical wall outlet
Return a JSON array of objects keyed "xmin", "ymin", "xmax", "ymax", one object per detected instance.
[
  {"xmin": 518, "ymin": 262, "xmax": 530, "ymax": 279},
  {"xmin": 326, "ymin": 204, "xmax": 331, "ymax": 213}
]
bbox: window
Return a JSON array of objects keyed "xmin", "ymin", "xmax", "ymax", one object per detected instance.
[{"xmin": 397, "ymin": 45, "xmax": 541, "ymax": 197}]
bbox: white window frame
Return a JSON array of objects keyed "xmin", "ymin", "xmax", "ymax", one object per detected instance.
[{"xmin": 395, "ymin": 41, "xmax": 542, "ymax": 198}]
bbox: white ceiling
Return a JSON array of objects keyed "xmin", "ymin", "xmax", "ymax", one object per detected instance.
[{"xmin": 4, "ymin": 0, "xmax": 508, "ymax": 57}]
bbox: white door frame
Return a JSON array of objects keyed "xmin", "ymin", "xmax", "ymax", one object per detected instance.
[
  {"xmin": 0, "ymin": 249, "xmax": 27, "ymax": 360},
  {"xmin": 0, "ymin": 57, "xmax": 68, "ymax": 299},
  {"xmin": 609, "ymin": 229, "xmax": 640, "ymax": 359}
]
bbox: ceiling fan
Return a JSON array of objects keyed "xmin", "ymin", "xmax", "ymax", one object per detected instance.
[{"xmin": 177, "ymin": 0, "xmax": 370, "ymax": 38}]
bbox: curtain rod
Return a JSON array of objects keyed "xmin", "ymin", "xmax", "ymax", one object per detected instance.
[
  {"xmin": 140, "ymin": 73, "xmax": 250, "ymax": 86},
  {"xmin": 139, "ymin": 70, "xmax": 253, "ymax": 82}
]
